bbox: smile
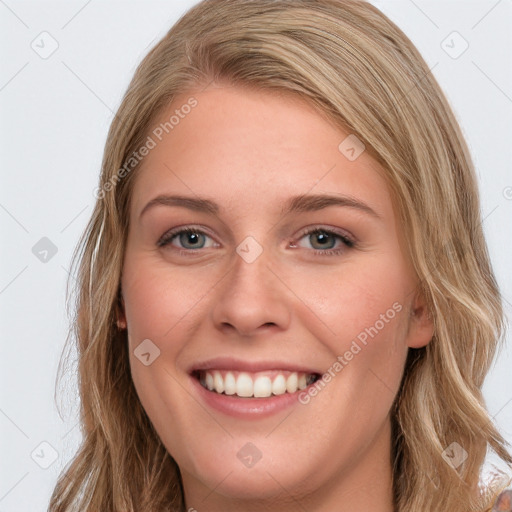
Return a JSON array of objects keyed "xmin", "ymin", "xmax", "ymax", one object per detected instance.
[{"xmin": 194, "ymin": 369, "xmax": 320, "ymax": 398}]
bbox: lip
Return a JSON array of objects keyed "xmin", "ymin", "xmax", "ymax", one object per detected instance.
[
  {"xmin": 188, "ymin": 357, "xmax": 321, "ymax": 419},
  {"xmin": 190, "ymin": 374, "xmax": 315, "ymax": 418},
  {"xmin": 188, "ymin": 356, "xmax": 319, "ymax": 374}
]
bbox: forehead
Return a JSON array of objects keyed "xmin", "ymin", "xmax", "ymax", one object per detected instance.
[{"xmin": 130, "ymin": 85, "xmax": 393, "ymax": 221}]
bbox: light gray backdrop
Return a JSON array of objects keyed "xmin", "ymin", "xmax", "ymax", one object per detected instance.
[{"xmin": 1, "ymin": 1, "xmax": 511, "ymax": 510}]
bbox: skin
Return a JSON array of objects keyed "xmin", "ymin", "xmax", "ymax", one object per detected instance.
[{"xmin": 118, "ymin": 83, "xmax": 434, "ymax": 512}]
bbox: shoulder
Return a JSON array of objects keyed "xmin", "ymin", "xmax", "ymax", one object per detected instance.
[{"xmin": 493, "ymin": 490, "xmax": 512, "ymax": 511}]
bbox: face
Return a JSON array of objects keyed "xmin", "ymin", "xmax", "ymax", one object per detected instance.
[{"xmin": 119, "ymin": 84, "xmax": 433, "ymax": 507}]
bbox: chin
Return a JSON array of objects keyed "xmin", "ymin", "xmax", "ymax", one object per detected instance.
[{"xmin": 180, "ymin": 441, "xmax": 319, "ymax": 501}]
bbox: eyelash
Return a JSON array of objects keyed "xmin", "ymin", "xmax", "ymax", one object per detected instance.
[
  {"xmin": 297, "ymin": 227, "xmax": 355, "ymax": 256},
  {"xmin": 157, "ymin": 225, "xmax": 355, "ymax": 257}
]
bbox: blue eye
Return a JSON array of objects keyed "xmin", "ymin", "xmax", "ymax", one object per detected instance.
[
  {"xmin": 177, "ymin": 230, "xmax": 206, "ymax": 249},
  {"xmin": 308, "ymin": 230, "xmax": 337, "ymax": 249},
  {"xmin": 296, "ymin": 228, "xmax": 354, "ymax": 255},
  {"xmin": 157, "ymin": 226, "xmax": 355, "ymax": 257},
  {"xmin": 158, "ymin": 228, "xmax": 215, "ymax": 250}
]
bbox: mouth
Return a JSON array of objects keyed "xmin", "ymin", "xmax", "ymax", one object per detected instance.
[{"xmin": 191, "ymin": 369, "xmax": 321, "ymax": 399}]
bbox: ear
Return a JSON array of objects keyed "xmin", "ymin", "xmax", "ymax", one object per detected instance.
[
  {"xmin": 115, "ymin": 286, "xmax": 127, "ymax": 330},
  {"xmin": 406, "ymin": 289, "xmax": 434, "ymax": 349}
]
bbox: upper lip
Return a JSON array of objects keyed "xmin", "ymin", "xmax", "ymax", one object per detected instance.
[{"xmin": 188, "ymin": 357, "xmax": 321, "ymax": 375}]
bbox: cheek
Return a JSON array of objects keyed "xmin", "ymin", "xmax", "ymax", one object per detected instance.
[
  {"xmin": 282, "ymin": 254, "xmax": 411, "ymax": 348},
  {"xmin": 128, "ymin": 353, "xmax": 206, "ymax": 475},
  {"xmin": 121, "ymin": 251, "xmax": 222, "ymax": 341},
  {"xmin": 283, "ymin": 255, "xmax": 411, "ymax": 413},
  {"xmin": 121, "ymin": 252, "xmax": 223, "ymax": 418}
]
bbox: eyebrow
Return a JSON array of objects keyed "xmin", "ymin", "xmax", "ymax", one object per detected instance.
[
  {"xmin": 139, "ymin": 195, "xmax": 219, "ymax": 219},
  {"xmin": 139, "ymin": 193, "xmax": 381, "ymax": 220},
  {"xmin": 282, "ymin": 193, "xmax": 381, "ymax": 219}
]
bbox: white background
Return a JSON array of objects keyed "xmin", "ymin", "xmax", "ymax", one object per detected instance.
[{"xmin": 1, "ymin": 1, "xmax": 511, "ymax": 510}]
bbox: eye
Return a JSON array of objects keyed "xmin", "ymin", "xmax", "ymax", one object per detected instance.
[
  {"xmin": 157, "ymin": 227, "xmax": 217, "ymax": 250},
  {"xmin": 157, "ymin": 225, "xmax": 354, "ymax": 256},
  {"xmin": 293, "ymin": 227, "xmax": 355, "ymax": 256}
]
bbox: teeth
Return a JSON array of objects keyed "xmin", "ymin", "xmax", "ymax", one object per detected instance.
[
  {"xmin": 272, "ymin": 374, "xmax": 286, "ymax": 395},
  {"xmin": 198, "ymin": 370, "xmax": 317, "ymax": 398},
  {"xmin": 253, "ymin": 375, "xmax": 272, "ymax": 397},
  {"xmin": 213, "ymin": 371, "xmax": 224, "ymax": 393},
  {"xmin": 286, "ymin": 372, "xmax": 298, "ymax": 393},
  {"xmin": 205, "ymin": 372, "xmax": 214, "ymax": 391},
  {"xmin": 236, "ymin": 373, "xmax": 253, "ymax": 397},
  {"xmin": 224, "ymin": 372, "xmax": 236, "ymax": 395}
]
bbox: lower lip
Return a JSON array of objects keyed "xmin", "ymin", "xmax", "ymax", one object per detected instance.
[{"xmin": 190, "ymin": 375, "xmax": 305, "ymax": 419}]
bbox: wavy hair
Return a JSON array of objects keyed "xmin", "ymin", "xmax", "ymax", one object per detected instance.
[{"xmin": 50, "ymin": 1, "xmax": 511, "ymax": 510}]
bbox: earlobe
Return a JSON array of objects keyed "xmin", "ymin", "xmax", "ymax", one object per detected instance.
[
  {"xmin": 115, "ymin": 287, "xmax": 127, "ymax": 330},
  {"xmin": 407, "ymin": 295, "xmax": 434, "ymax": 349},
  {"xmin": 116, "ymin": 316, "xmax": 127, "ymax": 330}
]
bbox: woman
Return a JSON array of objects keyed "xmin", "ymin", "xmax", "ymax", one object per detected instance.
[{"xmin": 50, "ymin": 1, "xmax": 512, "ymax": 510}]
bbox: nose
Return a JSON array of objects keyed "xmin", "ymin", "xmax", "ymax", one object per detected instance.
[{"xmin": 211, "ymin": 248, "xmax": 291, "ymax": 337}]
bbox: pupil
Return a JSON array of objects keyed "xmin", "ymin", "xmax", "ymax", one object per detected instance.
[
  {"xmin": 180, "ymin": 232, "xmax": 204, "ymax": 248},
  {"xmin": 312, "ymin": 231, "xmax": 334, "ymax": 249}
]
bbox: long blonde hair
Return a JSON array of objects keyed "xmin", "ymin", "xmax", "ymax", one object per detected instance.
[{"xmin": 50, "ymin": 1, "xmax": 512, "ymax": 510}]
